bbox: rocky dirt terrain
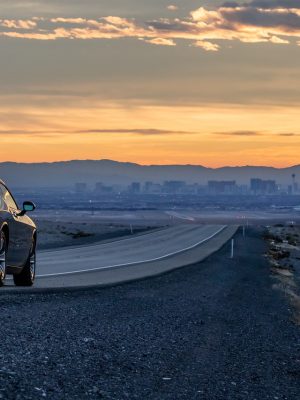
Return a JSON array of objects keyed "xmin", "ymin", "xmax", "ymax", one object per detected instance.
[{"xmin": 265, "ymin": 225, "xmax": 300, "ymax": 324}]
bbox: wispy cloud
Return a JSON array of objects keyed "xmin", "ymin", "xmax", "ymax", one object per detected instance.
[
  {"xmin": 214, "ymin": 130, "xmax": 299, "ymax": 137},
  {"xmin": 223, "ymin": 1, "xmax": 300, "ymax": 9},
  {"xmin": 0, "ymin": 128, "xmax": 195, "ymax": 137},
  {"xmin": 214, "ymin": 130, "xmax": 261, "ymax": 136},
  {"xmin": 75, "ymin": 128, "xmax": 195, "ymax": 135},
  {"xmin": 279, "ymin": 132, "xmax": 298, "ymax": 136},
  {"xmin": 1, "ymin": 2, "xmax": 300, "ymax": 50}
]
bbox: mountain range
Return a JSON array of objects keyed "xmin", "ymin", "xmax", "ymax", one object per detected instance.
[{"xmin": 0, "ymin": 159, "xmax": 299, "ymax": 188}]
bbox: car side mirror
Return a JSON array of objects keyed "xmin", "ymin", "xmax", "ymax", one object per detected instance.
[{"xmin": 19, "ymin": 201, "xmax": 36, "ymax": 216}]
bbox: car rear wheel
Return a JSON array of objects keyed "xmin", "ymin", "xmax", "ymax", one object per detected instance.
[
  {"xmin": 0, "ymin": 231, "xmax": 7, "ymax": 286},
  {"xmin": 13, "ymin": 241, "xmax": 36, "ymax": 287}
]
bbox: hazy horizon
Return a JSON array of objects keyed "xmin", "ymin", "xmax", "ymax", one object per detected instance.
[{"xmin": 0, "ymin": 158, "xmax": 299, "ymax": 169}]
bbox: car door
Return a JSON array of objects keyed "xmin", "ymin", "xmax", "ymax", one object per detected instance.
[
  {"xmin": 0, "ymin": 184, "xmax": 8, "ymax": 240},
  {"xmin": 14, "ymin": 212, "xmax": 35, "ymax": 266},
  {"xmin": 0, "ymin": 185, "xmax": 5, "ymax": 228},
  {"xmin": 0, "ymin": 183, "xmax": 18, "ymax": 266},
  {"xmin": 0, "ymin": 184, "xmax": 29, "ymax": 267}
]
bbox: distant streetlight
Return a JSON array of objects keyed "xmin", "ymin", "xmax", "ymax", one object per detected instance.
[{"xmin": 89, "ymin": 200, "xmax": 94, "ymax": 215}]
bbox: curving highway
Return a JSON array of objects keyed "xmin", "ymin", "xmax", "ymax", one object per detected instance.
[
  {"xmin": 38, "ymin": 224, "xmax": 225, "ymax": 276},
  {"xmin": 5, "ymin": 224, "xmax": 238, "ymax": 290}
]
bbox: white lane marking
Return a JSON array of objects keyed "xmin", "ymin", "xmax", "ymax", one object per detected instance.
[{"xmin": 35, "ymin": 225, "xmax": 226, "ymax": 278}]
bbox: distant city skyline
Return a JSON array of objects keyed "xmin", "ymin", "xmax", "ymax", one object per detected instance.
[
  {"xmin": 1, "ymin": 0, "xmax": 300, "ymax": 166},
  {"xmin": 77, "ymin": 178, "xmax": 296, "ymax": 196},
  {"xmin": 1, "ymin": 159, "xmax": 299, "ymax": 189}
]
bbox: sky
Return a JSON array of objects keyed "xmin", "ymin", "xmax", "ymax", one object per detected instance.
[{"xmin": 0, "ymin": 0, "xmax": 300, "ymax": 167}]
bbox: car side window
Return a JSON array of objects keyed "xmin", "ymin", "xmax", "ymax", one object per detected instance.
[
  {"xmin": 0, "ymin": 184, "xmax": 18, "ymax": 210},
  {"xmin": 0, "ymin": 184, "xmax": 4, "ymax": 210}
]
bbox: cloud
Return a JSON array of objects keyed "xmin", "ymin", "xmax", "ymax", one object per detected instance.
[
  {"xmin": 192, "ymin": 41, "xmax": 220, "ymax": 51},
  {"xmin": 50, "ymin": 17, "xmax": 86, "ymax": 24},
  {"xmin": 144, "ymin": 37, "xmax": 176, "ymax": 46},
  {"xmin": 269, "ymin": 36, "xmax": 290, "ymax": 44},
  {"xmin": 214, "ymin": 130, "xmax": 261, "ymax": 136},
  {"xmin": 0, "ymin": 129, "xmax": 62, "ymax": 137},
  {"xmin": 279, "ymin": 132, "xmax": 297, "ymax": 136},
  {"xmin": 167, "ymin": 5, "xmax": 179, "ymax": 11},
  {"xmin": 214, "ymin": 131, "xmax": 299, "ymax": 137},
  {"xmin": 1, "ymin": 29, "xmax": 70, "ymax": 40},
  {"xmin": 76, "ymin": 128, "xmax": 194, "ymax": 135},
  {"xmin": 0, "ymin": 128, "xmax": 195, "ymax": 137},
  {"xmin": 2, "ymin": 2, "xmax": 300, "ymax": 50},
  {"xmin": 0, "ymin": 19, "xmax": 37, "ymax": 29},
  {"xmin": 223, "ymin": 1, "xmax": 300, "ymax": 9}
]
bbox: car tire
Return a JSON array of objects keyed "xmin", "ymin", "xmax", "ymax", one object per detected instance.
[
  {"xmin": 13, "ymin": 241, "xmax": 36, "ymax": 287},
  {"xmin": 0, "ymin": 230, "xmax": 7, "ymax": 286}
]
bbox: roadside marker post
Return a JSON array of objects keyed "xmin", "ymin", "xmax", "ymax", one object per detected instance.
[{"xmin": 230, "ymin": 239, "xmax": 234, "ymax": 259}]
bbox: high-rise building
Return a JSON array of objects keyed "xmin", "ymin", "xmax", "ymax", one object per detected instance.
[
  {"xmin": 144, "ymin": 182, "xmax": 162, "ymax": 194},
  {"xmin": 250, "ymin": 179, "xmax": 277, "ymax": 194},
  {"xmin": 129, "ymin": 182, "xmax": 141, "ymax": 194},
  {"xmin": 163, "ymin": 181, "xmax": 186, "ymax": 194},
  {"xmin": 208, "ymin": 181, "xmax": 237, "ymax": 194}
]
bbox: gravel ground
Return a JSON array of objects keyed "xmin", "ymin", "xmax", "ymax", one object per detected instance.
[
  {"xmin": 265, "ymin": 225, "xmax": 300, "ymax": 324},
  {"xmin": 0, "ymin": 227, "xmax": 299, "ymax": 399}
]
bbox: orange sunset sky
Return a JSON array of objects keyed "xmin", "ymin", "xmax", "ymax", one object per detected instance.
[{"xmin": 0, "ymin": 0, "xmax": 300, "ymax": 167}]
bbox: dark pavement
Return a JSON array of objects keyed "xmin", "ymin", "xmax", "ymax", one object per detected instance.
[{"xmin": 0, "ymin": 227, "xmax": 299, "ymax": 399}]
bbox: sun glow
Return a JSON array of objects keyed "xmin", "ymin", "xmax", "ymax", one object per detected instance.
[{"xmin": 0, "ymin": 101, "xmax": 299, "ymax": 167}]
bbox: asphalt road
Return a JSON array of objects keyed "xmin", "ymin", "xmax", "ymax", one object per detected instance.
[
  {"xmin": 0, "ymin": 227, "xmax": 299, "ymax": 399},
  {"xmin": 37, "ymin": 225, "xmax": 226, "ymax": 276},
  {"xmin": 5, "ymin": 224, "xmax": 237, "ymax": 290}
]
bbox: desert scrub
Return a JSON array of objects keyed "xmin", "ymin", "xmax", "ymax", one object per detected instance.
[{"xmin": 285, "ymin": 235, "xmax": 298, "ymax": 246}]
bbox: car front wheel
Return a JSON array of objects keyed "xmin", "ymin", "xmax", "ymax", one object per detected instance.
[
  {"xmin": 0, "ymin": 231, "xmax": 7, "ymax": 286},
  {"xmin": 13, "ymin": 241, "xmax": 36, "ymax": 287}
]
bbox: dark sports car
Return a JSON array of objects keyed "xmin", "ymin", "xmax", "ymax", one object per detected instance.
[{"xmin": 0, "ymin": 179, "xmax": 36, "ymax": 286}]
